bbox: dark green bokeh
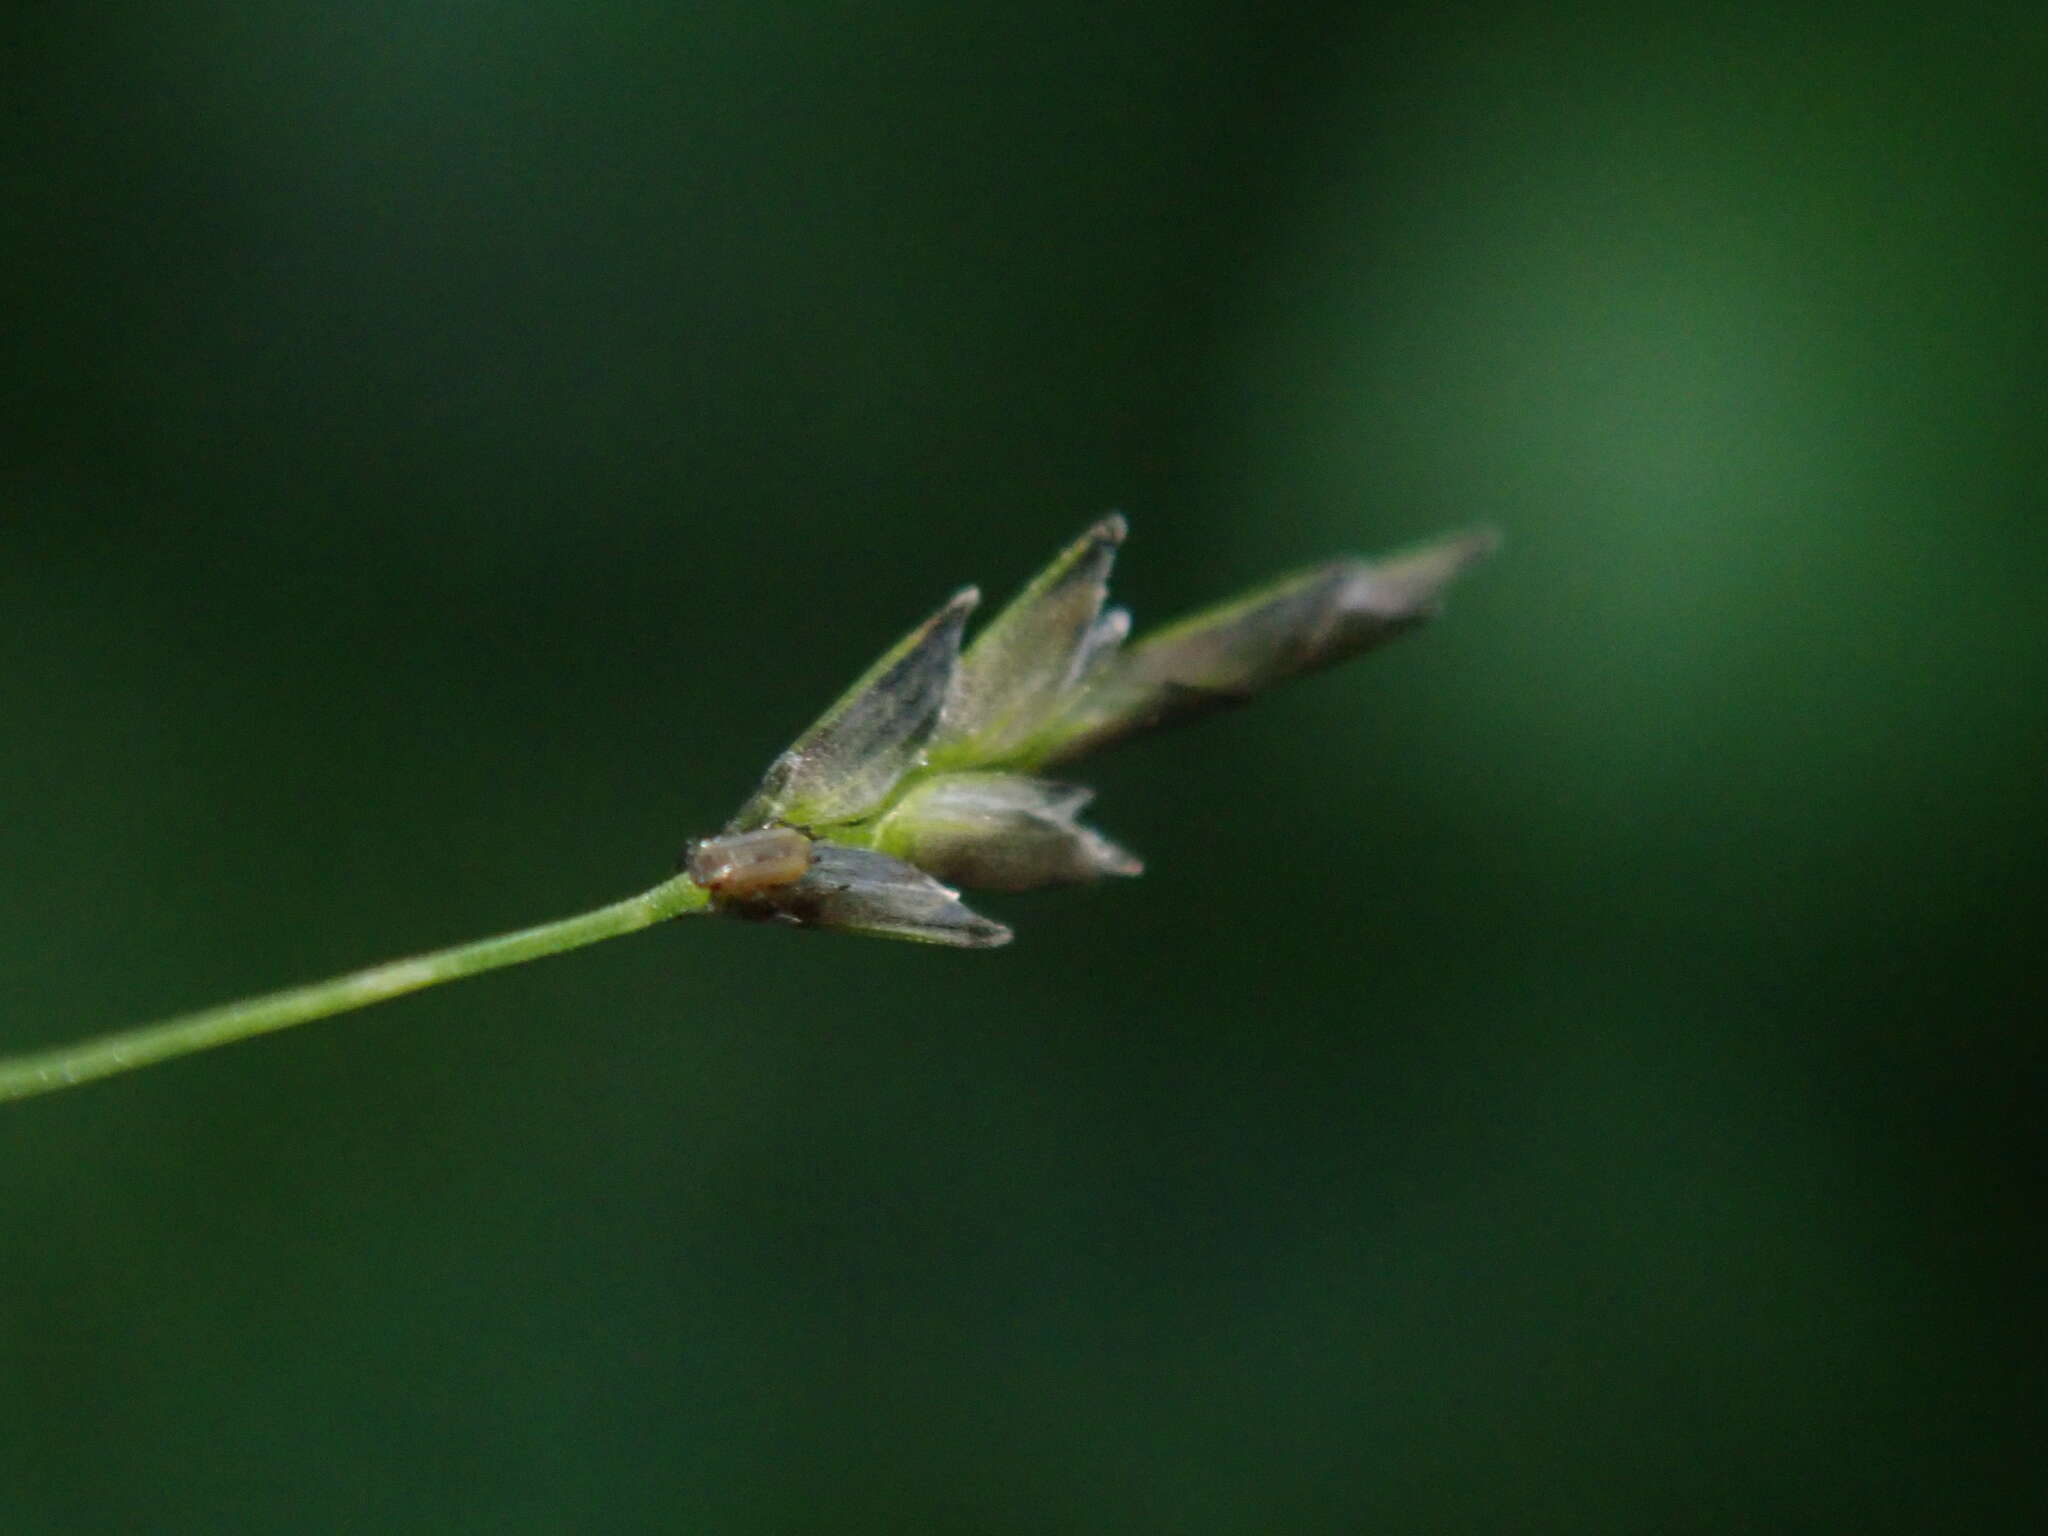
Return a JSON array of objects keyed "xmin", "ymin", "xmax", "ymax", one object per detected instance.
[{"xmin": 5, "ymin": 4, "xmax": 2040, "ymax": 1531}]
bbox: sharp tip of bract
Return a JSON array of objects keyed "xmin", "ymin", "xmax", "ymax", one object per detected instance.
[
  {"xmin": 1092, "ymin": 512, "xmax": 1129, "ymax": 545},
  {"xmin": 945, "ymin": 585, "xmax": 982, "ymax": 614},
  {"xmin": 1417, "ymin": 525, "xmax": 1504, "ymax": 582},
  {"xmin": 1453, "ymin": 524, "xmax": 1503, "ymax": 561},
  {"xmin": 1380, "ymin": 525, "xmax": 1501, "ymax": 568},
  {"xmin": 1355, "ymin": 524, "xmax": 1501, "ymax": 592}
]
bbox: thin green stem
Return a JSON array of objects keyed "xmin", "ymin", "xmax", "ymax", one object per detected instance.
[{"xmin": 0, "ymin": 872, "xmax": 712, "ymax": 1104}]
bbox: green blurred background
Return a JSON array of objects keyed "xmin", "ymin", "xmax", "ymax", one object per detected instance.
[{"xmin": 5, "ymin": 3, "xmax": 2041, "ymax": 1531}]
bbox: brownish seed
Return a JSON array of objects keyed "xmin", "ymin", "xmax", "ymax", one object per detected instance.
[{"xmin": 686, "ymin": 827, "xmax": 815, "ymax": 897}]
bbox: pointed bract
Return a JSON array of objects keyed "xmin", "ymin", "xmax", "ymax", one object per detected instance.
[
  {"xmin": 1074, "ymin": 606, "xmax": 1131, "ymax": 689},
  {"xmin": 872, "ymin": 772, "xmax": 1143, "ymax": 892},
  {"xmin": 929, "ymin": 515, "xmax": 1125, "ymax": 766},
  {"xmin": 723, "ymin": 843, "xmax": 1012, "ymax": 948},
  {"xmin": 1033, "ymin": 527, "xmax": 1497, "ymax": 765},
  {"xmin": 730, "ymin": 587, "xmax": 978, "ymax": 831}
]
